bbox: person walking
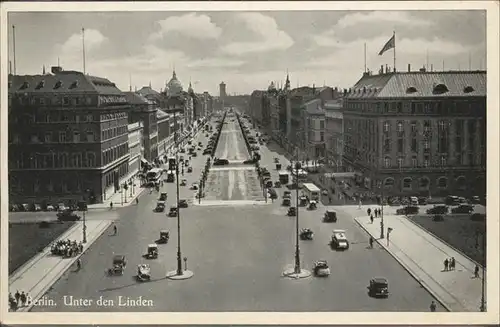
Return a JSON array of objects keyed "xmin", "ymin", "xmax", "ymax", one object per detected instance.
[
  {"xmin": 474, "ymin": 265, "xmax": 480, "ymax": 278},
  {"xmin": 109, "ymin": 202, "xmax": 113, "ymax": 210},
  {"xmin": 374, "ymin": 208, "xmax": 378, "ymax": 218},
  {"xmin": 15, "ymin": 290, "xmax": 20, "ymax": 304},
  {"xmin": 444, "ymin": 258, "xmax": 449, "ymax": 271},
  {"xmin": 77, "ymin": 258, "xmax": 82, "ymax": 270},
  {"xmin": 370, "ymin": 215, "xmax": 374, "ymax": 224},
  {"xmin": 367, "ymin": 208, "xmax": 371, "ymax": 217},
  {"xmin": 20, "ymin": 292, "xmax": 26, "ymax": 307},
  {"xmin": 430, "ymin": 300, "xmax": 437, "ymax": 312},
  {"xmin": 113, "ymin": 224, "xmax": 117, "ymax": 235},
  {"xmin": 369, "ymin": 236, "xmax": 374, "ymax": 248},
  {"xmin": 450, "ymin": 257, "xmax": 456, "ymax": 270}
]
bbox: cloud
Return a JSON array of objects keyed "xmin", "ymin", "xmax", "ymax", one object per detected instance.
[
  {"xmin": 187, "ymin": 57, "xmax": 245, "ymax": 69},
  {"xmin": 220, "ymin": 13, "xmax": 294, "ymax": 55},
  {"xmin": 149, "ymin": 13, "xmax": 222, "ymax": 41},
  {"xmin": 58, "ymin": 29, "xmax": 108, "ymax": 58},
  {"xmin": 336, "ymin": 11, "xmax": 432, "ymax": 29}
]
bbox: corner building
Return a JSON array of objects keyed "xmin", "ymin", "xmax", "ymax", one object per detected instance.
[
  {"xmin": 8, "ymin": 67, "xmax": 131, "ymax": 204},
  {"xmin": 342, "ymin": 68, "xmax": 486, "ymax": 197}
]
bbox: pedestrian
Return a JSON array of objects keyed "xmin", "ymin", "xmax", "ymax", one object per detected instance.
[
  {"xmin": 77, "ymin": 258, "xmax": 82, "ymax": 270},
  {"xmin": 430, "ymin": 300, "xmax": 437, "ymax": 312},
  {"xmin": 113, "ymin": 225, "xmax": 117, "ymax": 235},
  {"xmin": 110, "ymin": 202, "xmax": 113, "ymax": 209},
  {"xmin": 450, "ymin": 257, "xmax": 456, "ymax": 270},
  {"xmin": 369, "ymin": 236, "xmax": 374, "ymax": 248},
  {"xmin": 370, "ymin": 215, "xmax": 374, "ymax": 224},
  {"xmin": 367, "ymin": 208, "xmax": 371, "ymax": 217},
  {"xmin": 444, "ymin": 258, "xmax": 449, "ymax": 271},
  {"xmin": 15, "ymin": 290, "xmax": 20, "ymax": 304},
  {"xmin": 329, "ymin": 196, "xmax": 332, "ymax": 204},
  {"xmin": 474, "ymin": 265, "xmax": 480, "ymax": 278},
  {"xmin": 374, "ymin": 208, "xmax": 378, "ymax": 218},
  {"xmin": 20, "ymin": 292, "xmax": 26, "ymax": 306}
]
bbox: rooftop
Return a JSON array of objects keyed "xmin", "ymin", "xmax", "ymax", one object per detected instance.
[
  {"xmin": 348, "ymin": 70, "xmax": 486, "ymax": 99},
  {"xmin": 137, "ymin": 86, "xmax": 160, "ymax": 96},
  {"xmin": 123, "ymin": 91, "xmax": 154, "ymax": 105}
]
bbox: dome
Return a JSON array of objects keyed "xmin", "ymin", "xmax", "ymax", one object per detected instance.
[{"xmin": 166, "ymin": 70, "xmax": 183, "ymax": 96}]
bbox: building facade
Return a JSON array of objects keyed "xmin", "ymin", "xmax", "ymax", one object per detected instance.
[
  {"xmin": 127, "ymin": 121, "xmax": 143, "ymax": 180},
  {"xmin": 219, "ymin": 82, "xmax": 226, "ymax": 100},
  {"xmin": 324, "ymin": 99, "xmax": 344, "ymax": 170},
  {"xmin": 303, "ymin": 98, "xmax": 326, "ymax": 160},
  {"xmin": 342, "ymin": 67, "xmax": 486, "ymax": 197},
  {"xmin": 8, "ymin": 67, "xmax": 131, "ymax": 204}
]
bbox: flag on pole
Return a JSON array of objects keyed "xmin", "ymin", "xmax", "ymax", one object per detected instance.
[{"xmin": 378, "ymin": 34, "xmax": 395, "ymax": 55}]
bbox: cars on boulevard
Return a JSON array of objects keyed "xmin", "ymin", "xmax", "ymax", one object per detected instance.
[
  {"xmin": 323, "ymin": 210, "xmax": 337, "ymax": 223},
  {"xmin": 178, "ymin": 199, "xmax": 188, "ymax": 208},
  {"xmin": 331, "ymin": 229, "xmax": 349, "ymax": 250},
  {"xmin": 56, "ymin": 209, "xmax": 81, "ymax": 221},
  {"xmin": 368, "ymin": 277, "xmax": 389, "ymax": 298},
  {"xmin": 313, "ymin": 260, "xmax": 331, "ymax": 277},
  {"xmin": 426, "ymin": 205, "xmax": 448, "ymax": 215},
  {"xmin": 451, "ymin": 204, "xmax": 474, "ymax": 214},
  {"xmin": 154, "ymin": 201, "xmax": 166, "ymax": 212}
]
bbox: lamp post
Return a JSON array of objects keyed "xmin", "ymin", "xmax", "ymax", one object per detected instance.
[
  {"xmin": 475, "ymin": 229, "xmax": 486, "ymax": 312},
  {"xmin": 379, "ymin": 182, "xmax": 385, "ymax": 239},
  {"xmin": 294, "ymin": 158, "xmax": 301, "ymax": 274}
]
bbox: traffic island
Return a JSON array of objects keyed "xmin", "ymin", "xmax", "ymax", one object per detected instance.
[
  {"xmin": 166, "ymin": 269, "xmax": 194, "ymax": 280},
  {"xmin": 282, "ymin": 268, "xmax": 311, "ymax": 279}
]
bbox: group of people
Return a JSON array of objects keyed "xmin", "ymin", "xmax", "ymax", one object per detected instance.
[
  {"xmin": 50, "ymin": 239, "xmax": 83, "ymax": 258},
  {"xmin": 443, "ymin": 257, "xmax": 457, "ymax": 271},
  {"xmin": 367, "ymin": 207, "xmax": 383, "ymax": 223},
  {"xmin": 8, "ymin": 290, "xmax": 30, "ymax": 311}
]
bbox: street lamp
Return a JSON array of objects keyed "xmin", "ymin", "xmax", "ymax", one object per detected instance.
[
  {"xmin": 294, "ymin": 159, "xmax": 301, "ymax": 274},
  {"xmin": 475, "ymin": 229, "xmax": 486, "ymax": 312},
  {"xmin": 379, "ymin": 182, "xmax": 385, "ymax": 239}
]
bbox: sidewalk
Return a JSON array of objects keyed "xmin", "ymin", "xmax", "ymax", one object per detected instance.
[
  {"xmin": 354, "ymin": 213, "xmax": 485, "ymax": 312},
  {"xmin": 9, "ymin": 219, "xmax": 112, "ymax": 311},
  {"xmin": 88, "ymin": 180, "xmax": 145, "ymax": 210}
]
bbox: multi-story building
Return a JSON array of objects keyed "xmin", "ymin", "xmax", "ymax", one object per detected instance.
[
  {"xmin": 157, "ymin": 109, "xmax": 172, "ymax": 158},
  {"xmin": 127, "ymin": 121, "xmax": 143, "ymax": 181},
  {"xmin": 343, "ymin": 66, "xmax": 486, "ymax": 197},
  {"xmin": 137, "ymin": 84, "xmax": 162, "ymax": 105},
  {"xmin": 8, "ymin": 66, "xmax": 130, "ymax": 204},
  {"xmin": 303, "ymin": 98, "xmax": 326, "ymax": 160},
  {"xmin": 219, "ymin": 82, "xmax": 226, "ymax": 100},
  {"xmin": 123, "ymin": 92, "xmax": 158, "ymax": 164},
  {"xmin": 324, "ymin": 99, "xmax": 344, "ymax": 171}
]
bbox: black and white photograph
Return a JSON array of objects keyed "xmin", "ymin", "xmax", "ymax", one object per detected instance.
[{"xmin": 1, "ymin": 1, "xmax": 499, "ymax": 325}]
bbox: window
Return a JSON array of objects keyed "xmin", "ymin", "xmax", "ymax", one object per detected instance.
[
  {"xmin": 424, "ymin": 120, "xmax": 431, "ymax": 133},
  {"xmin": 383, "ymin": 178, "xmax": 394, "ymax": 187},
  {"xmin": 397, "ymin": 121, "xmax": 403, "ymax": 133},
  {"xmin": 87, "ymin": 152, "xmax": 96, "ymax": 167},
  {"xmin": 63, "ymin": 97, "xmax": 70, "ymax": 105},
  {"xmin": 456, "ymin": 153, "xmax": 463, "ymax": 165},
  {"xmin": 320, "ymin": 132, "xmax": 324, "ymax": 142},
  {"xmin": 440, "ymin": 156, "xmax": 447, "ymax": 166},
  {"xmin": 424, "ymin": 155, "xmax": 430, "ymax": 167},
  {"xmin": 397, "ymin": 138, "xmax": 404, "ymax": 153},
  {"xmin": 410, "ymin": 121, "xmax": 417, "ymax": 133},
  {"xmin": 74, "ymin": 97, "xmax": 80, "ymax": 105},
  {"xmin": 73, "ymin": 131, "xmax": 80, "ymax": 142},
  {"xmin": 87, "ymin": 114, "xmax": 93, "ymax": 122},
  {"xmin": 59, "ymin": 153, "xmax": 68, "ymax": 167},
  {"xmin": 456, "ymin": 119, "xmax": 464, "ymax": 136},
  {"xmin": 402, "ymin": 177, "xmax": 412, "ymax": 190},
  {"xmin": 383, "ymin": 121, "xmax": 390, "ymax": 133},
  {"xmin": 59, "ymin": 131, "xmax": 67, "ymax": 143},
  {"xmin": 384, "ymin": 157, "xmax": 391, "ymax": 168},
  {"xmin": 423, "ymin": 138, "xmax": 430, "ymax": 151},
  {"xmin": 438, "ymin": 120, "xmax": 447, "ymax": 131},
  {"xmin": 411, "ymin": 157, "xmax": 417, "ymax": 167},
  {"xmin": 86, "ymin": 130, "xmax": 95, "ymax": 142},
  {"xmin": 468, "ymin": 120, "xmax": 476, "ymax": 134},
  {"xmin": 320, "ymin": 120, "xmax": 325, "ymax": 129},
  {"xmin": 397, "ymin": 102, "xmax": 402, "ymax": 113},
  {"xmin": 397, "ymin": 157, "xmax": 403, "ymax": 168},
  {"xmin": 44, "ymin": 132, "xmax": 52, "ymax": 143},
  {"xmin": 437, "ymin": 177, "xmax": 448, "ymax": 188},
  {"xmin": 40, "ymin": 97, "xmax": 45, "ymax": 105},
  {"xmin": 419, "ymin": 177, "xmax": 430, "ymax": 189},
  {"xmin": 468, "ymin": 153, "xmax": 474, "ymax": 165},
  {"xmin": 411, "ymin": 138, "xmax": 418, "ymax": 152}
]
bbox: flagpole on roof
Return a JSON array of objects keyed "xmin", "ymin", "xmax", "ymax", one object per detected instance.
[
  {"xmin": 393, "ymin": 31, "xmax": 396, "ymax": 72},
  {"xmin": 364, "ymin": 42, "xmax": 367, "ymax": 73},
  {"xmin": 82, "ymin": 28, "xmax": 86, "ymax": 74}
]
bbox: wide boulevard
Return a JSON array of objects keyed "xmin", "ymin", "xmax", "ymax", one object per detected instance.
[{"xmin": 33, "ymin": 109, "xmax": 444, "ymax": 312}]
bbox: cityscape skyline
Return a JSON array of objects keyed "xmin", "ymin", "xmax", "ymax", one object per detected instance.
[{"xmin": 7, "ymin": 10, "xmax": 486, "ymax": 95}]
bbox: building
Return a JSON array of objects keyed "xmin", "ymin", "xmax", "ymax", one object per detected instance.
[
  {"xmin": 127, "ymin": 121, "xmax": 143, "ymax": 182},
  {"xmin": 8, "ymin": 66, "xmax": 131, "ymax": 204},
  {"xmin": 136, "ymin": 84, "xmax": 162, "ymax": 105},
  {"xmin": 156, "ymin": 109, "xmax": 172, "ymax": 158},
  {"xmin": 123, "ymin": 92, "xmax": 158, "ymax": 163},
  {"xmin": 161, "ymin": 70, "xmax": 193, "ymax": 131},
  {"xmin": 303, "ymin": 98, "xmax": 326, "ymax": 160},
  {"xmin": 342, "ymin": 66, "xmax": 486, "ymax": 197},
  {"xmin": 324, "ymin": 99, "xmax": 344, "ymax": 171},
  {"xmin": 219, "ymin": 82, "xmax": 226, "ymax": 101}
]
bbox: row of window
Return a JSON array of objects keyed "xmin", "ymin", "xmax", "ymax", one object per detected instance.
[
  {"xmin": 9, "ymin": 95, "xmax": 128, "ymax": 107},
  {"xmin": 382, "ymin": 175, "xmax": 479, "ymax": 190},
  {"xmin": 104, "ymin": 163, "xmax": 129, "ymax": 189},
  {"xmin": 102, "ymin": 143, "xmax": 129, "ymax": 167},
  {"xmin": 102, "ymin": 125, "xmax": 128, "ymax": 141},
  {"xmin": 382, "ymin": 153, "xmax": 481, "ymax": 168},
  {"xmin": 381, "ymin": 119, "xmax": 478, "ymax": 134},
  {"xmin": 346, "ymin": 100, "xmax": 484, "ymax": 116},
  {"xmin": 10, "ymin": 130, "xmax": 97, "ymax": 144},
  {"xmin": 382, "ymin": 135, "xmax": 477, "ymax": 154},
  {"xmin": 11, "ymin": 152, "xmax": 97, "ymax": 169},
  {"xmin": 11, "ymin": 111, "xmax": 128, "ymax": 125}
]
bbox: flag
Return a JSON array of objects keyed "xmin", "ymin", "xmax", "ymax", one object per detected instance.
[{"xmin": 378, "ymin": 34, "xmax": 395, "ymax": 55}]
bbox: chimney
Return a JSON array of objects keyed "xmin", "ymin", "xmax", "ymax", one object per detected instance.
[
  {"xmin": 407, "ymin": 64, "xmax": 411, "ymax": 72},
  {"xmin": 51, "ymin": 66, "xmax": 63, "ymax": 74}
]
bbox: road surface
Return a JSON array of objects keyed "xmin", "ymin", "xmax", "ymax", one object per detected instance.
[{"xmin": 32, "ymin": 113, "xmax": 444, "ymax": 312}]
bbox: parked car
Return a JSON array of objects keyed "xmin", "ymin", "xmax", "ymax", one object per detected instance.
[
  {"xmin": 426, "ymin": 205, "xmax": 448, "ymax": 215},
  {"xmin": 470, "ymin": 196, "xmax": 481, "ymax": 204},
  {"xmin": 418, "ymin": 197, "xmax": 428, "ymax": 205},
  {"xmin": 57, "ymin": 209, "xmax": 81, "ymax": 221},
  {"xmin": 313, "ymin": 260, "xmax": 330, "ymax": 277},
  {"xmin": 451, "ymin": 204, "xmax": 474, "ymax": 214},
  {"xmin": 159, "ymin": 193, "xmax": 168, "ymax": 201},
  {"xmin": 214, "ymin": 159, "xmax": 229, "ymax": 166},
  {"xmin": 368, "ymin": 278, "xmax": 389, "ymax": 298},
  {"xmin": 396, "ymin": 206, "xmax": 419, "ymax": 215},
  {"xmin": 178, "ymin": 199, "xmax": 188, "ymax": 208},
  {"xmin": 445, "ymin": 195, "xmax": 461, "ymax": 206}
]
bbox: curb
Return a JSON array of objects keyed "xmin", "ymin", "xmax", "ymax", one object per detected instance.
[
  {"xmin": 353, "ymin": 217, "xmax": 452, "ymax": 312},
  {"xmin": 403, "ymin": 215, "xmax": 485, "ymax": 269},
  {"xmin": 18, "ymin": 220, "xmax": 112, "ymax": 312}
]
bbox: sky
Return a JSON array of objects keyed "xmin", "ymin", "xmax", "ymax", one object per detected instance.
[{"xmin": 7, "ymin": 9, "xmax": 486, "ymax": 95}]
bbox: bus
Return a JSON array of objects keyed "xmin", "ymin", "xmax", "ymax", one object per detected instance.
[
  {"xmin": 146, "ymin": 168, "xmax": 163, "ymax": 184},
  {"xmin": 168, "ymin": 157, "xmax": 177, "ymax": 171},
  {"xmin": 302, "ymin": 183, "xmax": 321, "ymax": 201},
  {"xmin": 279, "ymin": 171, "xmax": 290, "ymax": 185}
]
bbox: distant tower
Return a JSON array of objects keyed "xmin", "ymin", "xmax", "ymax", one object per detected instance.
[
  {"xmin": 219, "ymin": 82, "xmax": 226, "ymax": 99},
  {"xmin": 284, "ymin": 72, "xmax": 291, "ymax": 91}
]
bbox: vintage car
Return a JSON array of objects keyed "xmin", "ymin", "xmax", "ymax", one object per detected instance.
[
  {"xmin": 108, "ymin": 255, "xmax": 126, "ymax": 276},
  {"xmin": 265, "ymin": 180, "xmax": 273, "ymax": 188},
  {"xmin": 168, "ymin": 206, "xmax": 178, "ymax": 217},
  {"xmin": 368, "ymin": 277, "xmax": 389, "ymax": 297},
  {"xmin": 396, "ymin": 206, "xmax": 419, "ymax": 215},
  {"xmin": 166, "ymin": 173, "xmax": 175, "ymax": 183},
  {"xmin": 191, "ymin": 183, "xmax": 199, "ymax": 190},
  {"xmin": 178, "ymin": 199, "xmax": 188, "ymax": 208},
  {"xmin": 283, "ymin": 191, "xmax": 292, "ymax": 199},
  {"xmin": 268, "ymin": 188, "xmax": 278, "ymax": 200},
  {"xmin": 451, "ymin": 204, "xmax": 474, "ymax": 214},
  {"xmin": 323, "ymin": 210, "xmax": 338, "ymax": 223},
  {"xmin": 276, "ymin": 163, "xmax": 282, "ymax": 170},
  {"xmin": 57, "ymin": 209, "xmax": 81, "ymax": 221},
  {"xmin": 299, "ymin": 196, "xmax": 308, "ymax": 207},
  {"xmin": 154, "ymin": 201, "xmax": 166, "ymax": 212},
  {"xmin": 203, "ymin": 149, "xmax": 212, "ymax": 155},
  {"xmin": 308, "ymin": 200, "xmax": 317, "ymax": 210},
  {"xmin": 159, "ymin": 192, "xmax": 168, "ymax": 201},
  {"xmin": 300, "ymin": 228, "xmax": 314, "ymax": 240},
  {"xmin": 214, "ymin": 159, "xmax": 229, "ymax": 166},
  {"xmin": 191, "ymin": 152, "xmax": 197, "ymax": 157},
  {"xmin": 313, "ymin": 260, "xmax": 331, "ymax": 277},
  {"xmin": 274, "ymin": 181, "xmax": 281, "ymax": 188},
  {"xmin": 146, "ymin": 244, "xmax": 158, "ymax": 259},
  {"xmin": 331, "ymin": 229, "xmax": 349, "ymax": 250},
  {"xmin": 282, "ymin": 198, "xmax": 291, "ymax": 207},
  {"xmin": 274, "ymin": 157, "xmax": 280, "ymax": 163},
  {"xmin": 287, "ymin": 207, "xmax": 297, "ymax": 216},
  {"xmin": 137, "ymin": 264, "xmax": 151, "ymax": 281},
  {"xmin": 180, "ymin": 179, "xmax": 187, "ymax": 186},
  {"xmin": 158, "ymin": 230, "xmax": 170, "ymax": 244},
  {"xmin": 187, "ymin": 167, "xmax": 193, "ymax": 173},
  {"xmin": 426, "ymin": 205, "xmax": 448, "ymax": 215}
]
